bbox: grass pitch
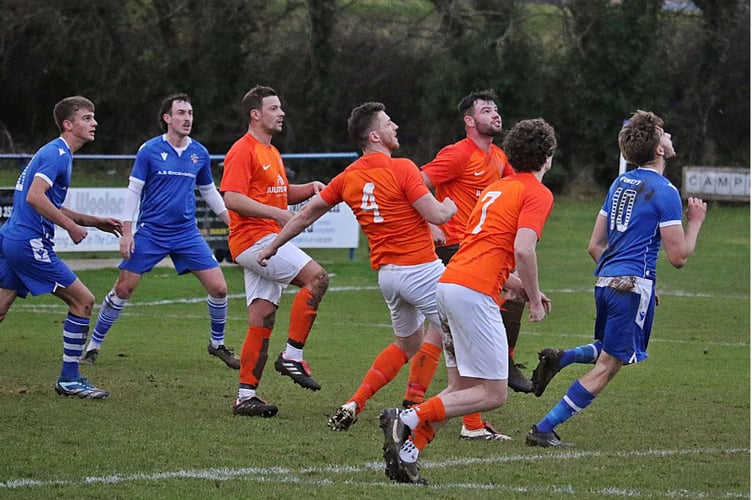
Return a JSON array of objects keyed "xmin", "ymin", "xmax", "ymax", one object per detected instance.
[{"xmin": 0, "ymin": 198, "xmax": 748, "ymax": 499}]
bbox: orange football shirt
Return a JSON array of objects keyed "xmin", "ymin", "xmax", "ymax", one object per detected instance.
[
  {"xmin": 220, "ymin": 133, "xmax": 290, "ymax": 259},
  {"xmin": 439, "ymin": 172, "xmax": 553, "ymax": 304},
  {"xmin": 421, "ymin": 137, "xmax": 514, "ymax": 246},
  {"xmin": 319, "ymin": 152, "xmax": 437, "ymax": 269}
]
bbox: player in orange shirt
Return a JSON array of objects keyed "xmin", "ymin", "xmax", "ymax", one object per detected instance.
[
  {"xmin": 379, "ymin": 118, "xmax": 557, "ymax": 485},
  {"xmin": 257, "ymin": 101, "xmax": 456, "ymax": 431},
  {"xmin": 404, "ymin": 90, "xmax": 537, "ymax": 442},
  {"xmin": 220, "ymin": 85, "xmax": 329, "ymax": 417}
]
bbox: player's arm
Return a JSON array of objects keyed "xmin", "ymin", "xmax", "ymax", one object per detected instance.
[
  {"xmin": 223, "ymin": 190, "xmax": 292, "ymax": 227},
  {"xmin": 257, "ymin": 195, "xmax": 333, "ymax": 265},
  {"xmin": 26, "ymin": 176, "xmax": 89, "ymax": 244},
  {"xmin": 587, "ymin": 213, "xmax": 609, "ymax": 263},
  {"xmin": 412, "ymin": 193, "xmax": 457, "ymax": 225},
  {"xmin": 514, "ymin": 227, "xmax": 546, "ymax": 322},
  {"xmin": 288, "ymin": 181, "xmax": 326, "ymax": 204},
  {"xmin": 661, "ymin": 197, "xmax": 707, "ymax": 268},
  {"xmin": 198, "ymin": 183, "xmax": 229, "ymax": 225}
]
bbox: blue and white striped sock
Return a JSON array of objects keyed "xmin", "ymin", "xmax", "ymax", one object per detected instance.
[
  {"xmin": 60, "ymin": 313, "xmax": 89, "ymax": 380},
  {"xmin": 560, "ymin": 341, "xmax": 602, "ymax": 368},
  {"xmin": 208, "ymin": 295, "xmax": 227, "ymax": 348},
  {"xmin": 88, "ymin": 290, "xmax": 126, "ymax": 351}
]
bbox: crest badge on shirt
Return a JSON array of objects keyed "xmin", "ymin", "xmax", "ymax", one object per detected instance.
[{"xmin": 191, "ymin": 153, "xmax": 199, "ymax": 164}]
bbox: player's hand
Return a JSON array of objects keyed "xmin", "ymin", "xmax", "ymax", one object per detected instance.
[
  {"xmin": 429, "ymin": 224, "xmax": 446, "ymax": 246},
  {"xmin": 310, "ymin": 181, "xmax": 326, "ymax": 195},
  {"xmin": 120, "ymin": 233, "xmax": 134, "ymax": 260},
  {"xmin": 540, "ymin": 292, "xmax": 552, "ymax": 314},
  {"xmin": 67, "ymin": 224, "xmax": 88, "ymax": 245},
  {"xmin": 686, "ymin": 197, "xmax": 707, "ymax": 224},
  {"xmin": 528, "ymin": 299, "xmax": 547, "ymax": 322},
  {"xmin": 442, "ymin": 197, "xmax": 457, "ymax": 216},
  {"xmin": 276, "ymin": 209, "xmax": 294, "ymax": 227},
  {"xmin": 257, "ymin": 245, "xmax": 277, "ymax": 267},
  {"xmin": 96, "ymin": 218, "xmax": 123, "ymax": 237}
]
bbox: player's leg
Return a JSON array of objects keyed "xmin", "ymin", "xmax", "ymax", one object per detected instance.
[
  {"xmin": 501, "ymin": 297, "xmax": 534, "ymax": 393},
  {"xmin": 53, "ymin": 278, "xmax": 108, "ymax": 398},
  {"xmin": 193, "ymin": 266, "xmax": 239, "ymax": 369},
  {"xmin": 82, "ymin": 269, "xmax": 141, "ymax": 365}
]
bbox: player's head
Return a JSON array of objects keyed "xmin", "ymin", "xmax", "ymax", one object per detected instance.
[
  {"xmin": 502, "ymin": 118, "xmax": 557, "ymax": 173},
  {"xmin": 53, "ymin": 96, "xmax": 95, "ymax": 133},
  {"xmin": 159, "ymin": 93, "xmax": 193, "ymax": 135},
  {"xmin": 242, "ymin": 85, "xmax": 284, "ymax": 134},
  {"xmin": 619, "ymin": 110, "xmax": 675, "ymax": 166},
  {"xmin": 457, "ymin": 90, "xmax": 502, "ymax": 137},
  {"xmin": 347, "ymin": 101, "xmax": 399, "ymax": 152}
]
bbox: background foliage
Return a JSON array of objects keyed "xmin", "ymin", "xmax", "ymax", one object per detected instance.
[{"xmin": 0, "ymin": 0, "xmax": 748, "ymax": 192}]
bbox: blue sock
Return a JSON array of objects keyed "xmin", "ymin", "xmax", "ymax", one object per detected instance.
[
  {"xmin": 60, "ymin": 313, "xmax": 89, "ymax": 380},
  {"xmin": 208, "ymin": 295, "xmax": 227, "ymax": 347},
  {"xmin": 89, "ymin": 290, "xmax": 126, "ymax": 348},
  {"xmin": 536, "ymin": 380, "xmax": 595, "ymax": 433},
  {"xmin": 560, "ymin": 341, "xmax": 602, "ymax": 368}
]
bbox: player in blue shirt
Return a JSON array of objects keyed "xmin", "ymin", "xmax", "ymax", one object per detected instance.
[
  {"xmin": 0, "ymin": 96, "xmax": 123, "ymax": 398},
  {"xmin": 82, "ymin": 94, "xmax": 240, "ymax": 370},
  {"xmin": 526, "ymin": 110, "xmax": 707, "ymax": 447}
]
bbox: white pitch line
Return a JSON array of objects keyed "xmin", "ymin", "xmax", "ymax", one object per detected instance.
[{"xmin": 0, "ymin": 447, "xmax": 747, "ymax": 497}]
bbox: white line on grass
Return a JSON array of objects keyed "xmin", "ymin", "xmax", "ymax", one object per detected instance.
[{"xmin": 0, "ymin": 447, "xmax": 747, "ymax": 497}]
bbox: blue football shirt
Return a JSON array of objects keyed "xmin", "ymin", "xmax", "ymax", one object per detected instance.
[{"xmin": 595, "ymin": 167, "xmax": 684, "ymax": 280}]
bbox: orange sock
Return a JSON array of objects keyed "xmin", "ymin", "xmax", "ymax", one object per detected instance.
[
  {"xmin": 240, "ymin": 326, "xmax": 272, "ymax": 387},
  {"xmin": 287, "ymin": 288, "xmax": 317, "ymax": 347},
  {"xmin": 411, "ymin": 422, "xmax": 436, "ymax": 451},
  {"xmin": 350, "ymin": 343, "xmax": 408, "ymax": 412},
  {"xmin": 403, "ymin": 342, "xmax": 441, "ymax": 405},
  {"xmin": 414, "ymin": 396, "xmax": 446, "ymax": 425},
  {"xmin": 462, "ymin": 412, "xmax": 484, "ymax": 430}
]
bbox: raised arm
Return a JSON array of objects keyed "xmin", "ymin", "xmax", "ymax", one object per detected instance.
[{"xmin": 661, "ymin": 197, "xmax": 706, "ymax": 268}]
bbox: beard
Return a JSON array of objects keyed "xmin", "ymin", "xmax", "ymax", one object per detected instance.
[{"xmin": 477, "ymin": 122, "xmax": 502, "ymax": 137}]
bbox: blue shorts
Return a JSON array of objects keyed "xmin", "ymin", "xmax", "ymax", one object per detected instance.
[
  {"xmin": 120, "ymin": 226, "xmax": 219, "ymax": 275},
  {"xmin": 0, "ymin": 234, "xmax": 77, "ymax": 297},
  {"xmin": 593, "ymin": 276, "xmax": 655, "ymax": 364}
]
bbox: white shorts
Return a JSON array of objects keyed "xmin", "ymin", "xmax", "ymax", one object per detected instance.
[
  {"xmin": 436, "ymin": 282, "xmax": 508, "ymax": 380},
  {"xmin": 377, "ymin": 259, "xmax": 444, "ymax": 338},
  {"xmin": 234, "ymin": 234, "xmax": 312, "ymax": 306}
]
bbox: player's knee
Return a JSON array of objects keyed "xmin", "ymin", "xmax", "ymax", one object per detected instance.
[{"xmin": 311, "ymin": 269, "xmax": 329, "ymax": 297}]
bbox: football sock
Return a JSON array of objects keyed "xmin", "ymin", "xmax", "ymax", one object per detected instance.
[
  {"xmin": 350, "ymin": 343, "xmax": 408, "ymax": 412},
  {"xmin": 411, "ymin": 421, "xmax": 436, "ymax": 450},
  {"xmin": 500, "ymin": 297, "xmax": 525, "ymax": 350},
  {"xmin": 283, "ymin": 344, "xmax": 303, "ymax": 362},
  {"xmin": 239, "ymin": 326, "xmax": 272, "ymax": 387},
  {"xmin": 560, "ymin": 341, "xmax": 602, "ymax": 368},
  {"xmin": 287, "ymin": 288, "xmax": 317, "ymax": 346},
  {"xmin": 207, "ymin": 295, "xmax": 227, "ymax": 347},
  {"xmin": 402, "ymin": 397, "xmax": 446, "ymax": 429},
  {"xmin": 88, "ymin": 290, "xmax": 126, "ymax": 350},
  {"xmin": 403, "ymin": 341, "xmax": 441, "ymax": 404},
  {"xmin": 60, "ymin": 313, "xmax": 89, "ymax": 380},
  {"xmin": 237, "ymin": 387, "xmax": 256, "ymax": 401},
  {"xmin": 536, "ymin": 380, "xmax": 595, "ymax": 433},
  {"xmin": 462, "ymin": 412, "xmax": 485, "ymax": 431}
]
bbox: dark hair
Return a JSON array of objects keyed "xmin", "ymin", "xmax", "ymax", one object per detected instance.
[
  {"xmin": 347, "ymin": 101, "xmax": 385, "ymax": 149},
  {"xmin": 158, "ymin": 93, "xmax": 191, "ymax": 132},
  {"xmin": 618, "ymin": 110, "xmax": 665, "ymax": 166},
  {"xmin": 241, "ymin": 85, "xmax": 277, "ymax": 119},
  {"xmin": 53, "ymin": 96, "xmax": 95, "ymax": 132},
  {"xmin": 502, "ymin": 118, "xmax": 557, "ymax": 172},
  {"xmin": 457, "ymin": 90, "xmax": 498, "ymax": 117}
]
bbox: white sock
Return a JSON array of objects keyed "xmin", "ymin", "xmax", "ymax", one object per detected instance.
[
  {"xmin": 283, "ymin": 345, "xmax": 303, "ymax": 361},
  {"xmin": 86, "ymin": 340, "xmax": 102, "ymax": 352},
  {"xmin": 400, "ymin": 408, "xmax": 419, "ymax": 430},
  {"xmin": 237, "ymin": 388, "xmax": 256, "ymax": 401}
]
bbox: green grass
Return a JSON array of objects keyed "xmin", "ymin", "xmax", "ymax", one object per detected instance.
[{"xmin": 0, "ymin": 198, "xmax": 748, "ymax": 499}]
